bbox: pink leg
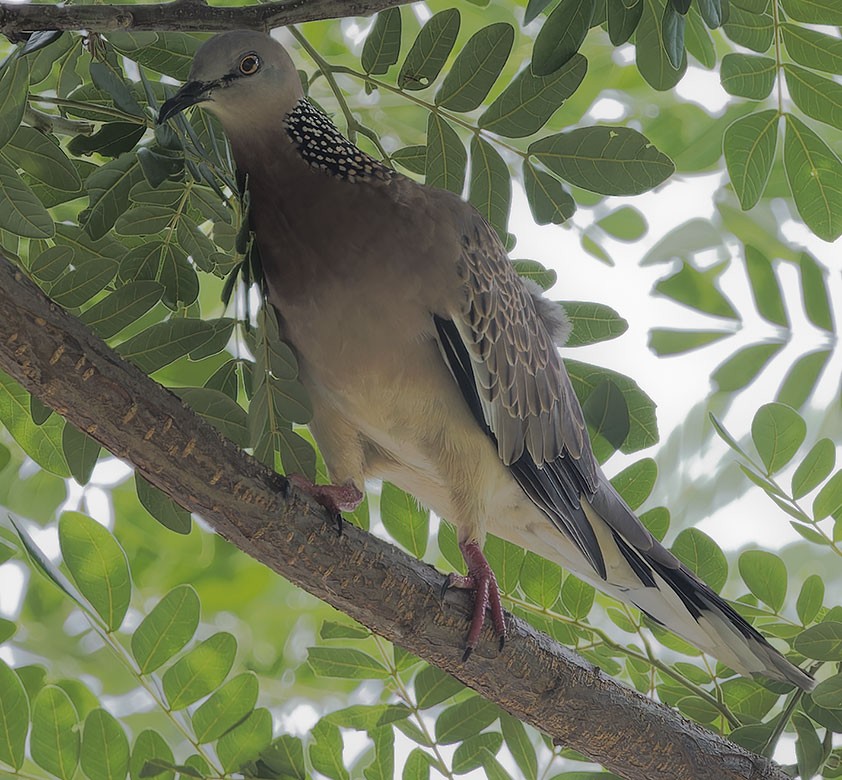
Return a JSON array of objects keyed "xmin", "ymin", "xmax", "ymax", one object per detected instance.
[
  {"xmin": 288, "ymin": 474, "xmax": 363, "ymax": 531},
  {"xmin": 443, "ymin": 540, "xmax": 507, "ymax": 661}
]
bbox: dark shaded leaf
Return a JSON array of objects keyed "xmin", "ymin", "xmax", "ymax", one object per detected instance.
[
  {"xmin": 533, "ymin": 0, "xmax": 595, "ymax": 76},
  {"xmin": 398, "ymin": 9, "xmax": 461, "ymax": 90}
]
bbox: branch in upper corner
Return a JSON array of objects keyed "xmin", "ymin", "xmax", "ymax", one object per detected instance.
[{"xmin": 0, "ymin": 0, "xmax": 415, "ymax": 35}]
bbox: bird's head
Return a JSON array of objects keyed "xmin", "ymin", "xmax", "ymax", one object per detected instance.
[{"xmin": 158, "ymin": 31, "xmax": 303, "ymax": 130}]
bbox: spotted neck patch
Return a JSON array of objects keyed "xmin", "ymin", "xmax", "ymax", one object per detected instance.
[{"xmin": 282, "ymin": 99, "xmax": 394, "ymax": 184}]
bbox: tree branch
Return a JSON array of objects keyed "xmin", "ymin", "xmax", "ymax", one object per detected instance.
[
  {"xmin": 0, "ymin": 251, "xmax": 789, "ymax": 780},
  {"xmin": 0, "ymin": 0, "xmax": 415, "ymax": 35}
]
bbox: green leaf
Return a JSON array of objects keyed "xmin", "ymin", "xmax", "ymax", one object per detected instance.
[
  {"xmin": 136, "ymin": 475, "xmax": 192, "ymax": 534},
  {"xmin": 512, "ymin": 258, "xmax": 557, "ymax": 289},
  {"xmin": 326, "ymin": 704, "xmax": 410, "ymax": 731},
  {"xmin": 811, "ymin": 674, "xmax": 842, "ymax": 710},
  {"xmin": 723, "ymin": 110, "xmax": 779, "ymax": 210},
  {"xmin": 648, "ymin": 328, "xmax": 731, "ymax": 356},
  {"xmin": 307, "ymin": 647, "xmax": 389, "ymax": 679},
  {"xmin": 785, "ymin": 64, "xmax": 842, "ymax": 132},
  {"xmin": 777, "ymin": 349, "xmax": 831, "ymax": 411},
  {"xmin": 0, "ymin": 157, "xmax": 54, "ymax": 238},
  {"xmin": 117, "ymin": 318, "xmax": 216, "ymax": 374},
  {"xmin": 260, "ymin": 735, "xmax": 306, "ymax": 780},
  {"xmin": 364, "ymin": 726, "xmax": 394, "ymax": 780},
  {"xmin": 641, "ymin": 506, "xmax": 670, "ymax": 541},
  {"xmin": 608, "ymin": 0, "xmax": 644, "ymax": 45},
  {"xmin": 798, "ymin": 253, "xmax": 834, "ymax": 332},
  {"xmin": 597, "ymin": 206, "xmax": 648, "ymax": 241},
  {"xmin": 499, "ymin": 714, "xmax": 536, "ymax": 780},
  {"xmin": 794, "ymin": 711, "xmax": 823, "ymax": 779},
  {"xmin": 738, "ymin": 550, "xmax": 787, "ymax": 611},
  {"xmin": 560, "ymin": 575, "xmax": 595, "ymax": 620},
  {"xmin": 796, "ymin": 574, "xmax": 824, "ymax": 625},
  {"xmin": 81, "ymin": 281, "xmax": 164, "ymax": 339},
  {"xmin": 115, "ymin": 205, "xmax": 173, "ymax": 236},
  {"xmin": 62, "ymin": 424, "xmax": 101, "ymax": 486},
  {"xmin": 0, "ymin": 659, "xmax": 28, "ymax": 770},
  {"xmin": 484, "ymin": 536, "xmax": 525, "ymax": 595},
  {"xmin": 813, "ymin": 470, "xmax": 842, "ymax": 520},
  {"xmin": 720, "ymin": 678, "xmax": 777, "ymax": 720},
  {"xmin": 380, "ymin": 482, "xmax": 429, "ymax": 558},
  {"xmin": 51, "ymin": 257, "xmax": 119, "ymax": 309},
  {"xmin": 132, "ymin": 585, "xmax": 200, "ymax": 674},
  {"xmin": 723, "ymin": 6, "xmax": 773, "ymax": 52},
  {"xmin": 792, "ymin": 438, "xmax": 835, "ymax": 500},
  {"xmin": 684, "ymin": 6, "xmax": 715, "ymax": 67},
  {"xmin": 452, "ymin": 732, "xmax": 503, "ymax": 774},
  {"xmin": 109, "ymin": 32, "xmax": 202, "ymax": 80},
  {"xmin": 81, "ymin": 709, "xmax": 129, "ymax": 780},
  {"xmin": 525, "ymin": 0, "xmax": 554, "ymax": 23},
  {"xmin": 89, "ymin": 61, "xmax": 143, "ymax": 117},
  {"xmin": 0, "ymin": 370, "xmax": 69, "ymax": 476},
  {"xmin": 672, "ymin": 528, "xmax": 728, "ymax": 591},
  {"xmin": 68, "ymin": 122, "xmax": 145, "ymax": 159},
  {"xmin": 362, "ymin": 8, "xmax": 402, "ymax": 74},
  {"xmin": 781, "ymin": 23, "xmax": 842, "ymax": 74},
  {"xmin": 84, "ymin": 151, "xmax": 144, "ymax": 240},
  {"xmin": 780, "ymin": 0, "xmax": 842, "ymax": 23},
  {"xmin": 520, "ymin": 551, "xmax": 562, "ymax": 608},
  {"xmin": 435, "ymin": 698, "xmax": 499, "ymax": 745},
  {"xmin": 31, "ymin": 244, "xmax": 73, "ymax": 282},
  {"xmin": 610, "ymin": 458, "xmax": 657, "ymax": 510},
  {"xmin": 436, "ymin": 23, "xmax": 513, "ymax": 111},
  {"xmin": 3, "ymin": 126, "xmax": 82, "ymax": 192},
  {"xmin": 216, "ymin": 708, "xmax": 272, "ymax": 773},
  {"xmin": 309, "ymin": 720, "xmax": 349, "ymax": 780},
  {"xmin": 743, "ymin": 245, "xmax": 787, "ymax": 327},
  {"xmin": 0, "ymin": 56, "xmax": 28, "ymax": 150},
  {"xmin": 398, "ymin": 9, "xmax": 461, "ymax": 90},
  {"xmin": 391, "ymin": 145, "xmax": 426, "ymax": 174},
  {"xmin": 469, "ymin": 136, "xmax": 510, "ymax": 239},
  {"xmin": 712, "ymin": 342, "xmax": 782, "ymax": 392},
  {"xmin": 656, "ymin": 260, "xmax": 737, "ymax": 319},
  {"xmin": 522, "ymin": 162, "xmax": 575, "ymax": 225},
  {"xmin": 425, "ymin": 113, "xmax": 466, "ymax": 194},
  {"xmin": 784, "ymin": 115, "xmax": 842, "ymax": 242},
  {"xmin": 561, "ymin": 301, "xmax": 627, "ymax": 347},
  {"xmin": 161, "ymin": 632, "xmax": 237, "ymax": 710},
  {"xmin": 796, "ymin": 622, "xmax": 842, "ymax": 661},
  {"xmin": 402, "ymin": 749, "xmax": 432, "ymax": 780},
  {"xmin": 480, "ymin": 55, "xmax": 587, "ymax": 138},
  {"xmin": 178, "ymin": 387, "xmax": 247, "ymax": 448},
  {"xmin": 751, "ymin": 403, "xmax": 806, "ymax": 475},
  {"xmin": 414, "ymin": 664, "xmax": 463, "ymax": 709},
  {"xmin": 59, "ymin": 511, "xmax": 131, "ymax": 631},
  {"xmin": 31, "ymin": 685, "xmax": 80, "ymax": 780},
  {"xmin": 662, "ymin": 2, "xmax": 686, "ymax": 69},
  {"xmin": 636, "ymin": 0, "xmax": 687, "ymax": 90},
  {"xmin": 529, "ymin": 126, "xmax": 674, "ymax": 196},
  {"xmin": 130, "ymin": 730, "xmax": 174, "ymax": 780},
  {"xmin": 721, "ymin": 54, "xmax": 775, "ymax": 99},
  {"xmin": 533, "ymin": 0, "xmax": 595, "ymax": 76}
]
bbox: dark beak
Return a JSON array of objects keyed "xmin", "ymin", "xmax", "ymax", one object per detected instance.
[{"xmin": 158, "ymin": 80, "xmax": 214, "ymax": 124}]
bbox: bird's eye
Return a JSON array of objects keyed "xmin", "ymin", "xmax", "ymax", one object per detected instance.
[{"xmin": 239, "ymin": 54, "xmax": 260, "ymax": 75}]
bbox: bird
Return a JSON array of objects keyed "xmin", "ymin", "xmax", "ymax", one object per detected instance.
[{"xmin": 159, "ymin": 30, "xmax": 814, "ymax": 691}]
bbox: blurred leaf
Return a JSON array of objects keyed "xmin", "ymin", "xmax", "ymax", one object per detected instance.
[
  {"xmin": 136, "ymin": 475, "xmax": 192, "ymax": 534},
  {"xmin": 307, "ymin": 647, "xmax": 389, "ymax": 679},
  {"xmin": 529, "ymin": 126, "xmax": 674, "ymax": 195},
  {"xmin": 776, "ymin": 349, "xmax": 831, "ymax": 410},
  {"xmin": 469, "ymin": 136, "xmax": 511, "ymax": 239},
  {"xmin": 792, "ymin": 438, "xmax": 835, "ymax": 500},
  {"xmin": 425, "ymin": 113, "xmax": 466, "ymax": 194},
  {"xmin": 563, "ymin": 301, "xmax": 628, "ymax": 346},
  {"xmin": 672, "ymin": 528, "xmax": 728, "ymax": 591},
  {"xmin": 480, "ymin": 56, "xmax": 587, "ymax": 138},
  {"xmin": 743, "ymin": 245, "xmax": 787, "ymax": 327},
  {"xmin": 436, "ymin": 23, "xmax": 514, "ymax": 111},
  {"xmin": 751, "ymin": 403, "xmax": 806, "ymax": 475},
  {"xmin": 216, "ymin": 708, "xmax": 272, "ymax": 773},
  {"xmin": 533, "ymin": 0, "xmax": 595, "ymax": 76},
  {"xmin": 712, "ymin": 342, "xmax": 782, "ymax": 392},
  {"xmin": 738, "ymin": 550, "xmax": 786, "ymax": 611},
  {"xmin": 0, "ymin": 659, "xmax": 28, "ymax": 770},
  {"xmin": 597, "ymin": 206, "xmax": 648, "ymax": 241},
  {"xmin": 655, "ymin": 260, "xmax": 737, "ymax": 319},
  {"xmin": 797, "ymin": 575, "xmax": 824, "ymax": 625},
  {"xmin": 784, "ymin": 116, "xmax": 842, "ymax": 242},
  {"xmin": 162, "ymin": 632, "xmax": 237, "ymax": 710},
  {"xmin": 81, "ymin": 709, "xmax": 129, "ymax": 780},
  {"xmin": 723, "ymin": 110, "xmax": 778, "ymax": 210},
  {"xmin": 798, "ymin": 253, "xmax": 834, "ymax": 332},
  {"xmin": 435, "ymin": 696, "xmax": 499, "ymax": 744},
  {"xmin": 132, "ymin": 585, "xmax": 200, "ymax": 674},
  {"xmin": 362, "ymin": 8, "xmax": 402, "ymax": 75},
  {"xmin": 648, "ymin": 328, "xmax": 730, "ymax": 356},
  {"xmin": 31, "ymin": 685, "xmax": 79, "ymax": 780},
  {"xmin": 398, "ymin": 9, "xmax": 461, "ymax": 90},
  {"xmin": 380, "ymin": 482, "xmax": 429, "ymax": 558},
  {"xmin": 0, "ymin": 157, "xmax": 54, "ymax": 238},
  {"xmin": 59, "ymin": 511, "xmax": 131, "ymax": 630}
]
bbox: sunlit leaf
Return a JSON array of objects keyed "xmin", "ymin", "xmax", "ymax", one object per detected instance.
[
  {"xmin": 81, "ymin": 709, "xmax": 129, "ymax": 780},
  {"xmin": 162, "ymin": 632, "xmax": 237, "ymax": 710},
  {"xmin": 738, "ymin": 550, "xmax": 786, "ymax": 611},
  {"xmin": 132, "ymin": 585, "xmax": 200, "ymax": 674},
  {"xmin": 0, "ymin": 659, "xmax": 28, "ymax": 770},
  {"xmin": 380, "ymin": 482, "xmax": 429, "ymax": 558},
  {"xmin": 751, "ymin": 403, "xmax": 806, "ymax": 475}
]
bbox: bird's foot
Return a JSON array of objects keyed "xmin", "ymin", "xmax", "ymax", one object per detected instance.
[
  {"xmin": 442, "ymin": 540, "xmax": 506, "ymax": 661},
  {"xmin": 288, "ymin": 474, "xmax": 363, "ymax": 533}
]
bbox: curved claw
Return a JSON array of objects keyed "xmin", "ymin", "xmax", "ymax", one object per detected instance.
[{"xmin": 288, "ymin": 474, "xmax": 362, "ymax": 535}]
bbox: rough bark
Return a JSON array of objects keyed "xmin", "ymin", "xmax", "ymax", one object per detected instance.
[
  {"xmin": 0, "ymin": 0, "xmax": 414, "ymax": 35},
  {"xmin": 0, "ymin": 252, "xmax": 789, "ymax": 780}
]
